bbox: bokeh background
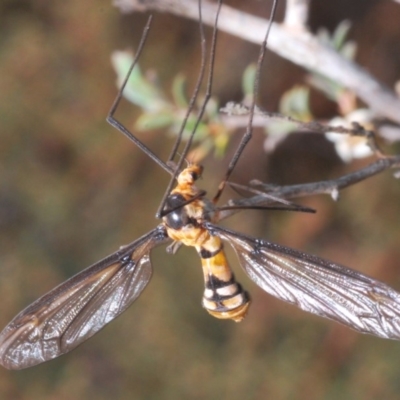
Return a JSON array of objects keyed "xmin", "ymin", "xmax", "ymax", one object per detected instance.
[{"xmin": 1, "ymin": 1, "xmax": 400, "ymax": 399}]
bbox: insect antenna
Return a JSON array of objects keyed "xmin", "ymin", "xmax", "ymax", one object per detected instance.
[
  {"xmin": 213, "ymin": 0, "xmax": 279, "ymax": 204},
  {"xmin": 155, "ymin": 0, "xmax": 223, "ymax": 219},
  {"xmin": 107, "ymin": 16, "xmax": 174, "ymax": 175}
]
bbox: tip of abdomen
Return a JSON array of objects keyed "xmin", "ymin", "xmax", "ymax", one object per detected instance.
[{"xmin": 202, "ymin": 281, "xmax": 251, "ymax": 322}]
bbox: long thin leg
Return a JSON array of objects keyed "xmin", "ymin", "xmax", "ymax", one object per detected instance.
[
  {"xmin": 166, "ymin": 1, "xmax": 208, "ymax": 165},
  {"xmin": 212, "ymin": 0, "xmax": 279, "ymax": 203},
  {"xmin": 156, "ymin": 0, "xmax": 223, "ymax": 219},
  {"xmin": 107, "ymin": 15, "xmax": 174, "ymax": 176}
]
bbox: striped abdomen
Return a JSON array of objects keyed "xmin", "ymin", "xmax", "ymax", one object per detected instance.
[{"xmin": 199, "ymin": 236, "xmax": 250, "ymax": 322}]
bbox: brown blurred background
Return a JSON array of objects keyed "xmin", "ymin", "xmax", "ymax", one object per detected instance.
[{"xmin": 1, "ymin": 1, "xmax": 400, "ymax": 399}]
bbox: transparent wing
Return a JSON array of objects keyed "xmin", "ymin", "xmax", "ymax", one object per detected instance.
[
  {"xmin": 211, "ymin": 224, "xmax": 400, "ymax": 339},
  {"xmin": 0, "ymin": 226, "xmax": 168, "ymax": 370}
]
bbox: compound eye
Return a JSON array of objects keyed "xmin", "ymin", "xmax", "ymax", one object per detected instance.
[
  {"xmin": 166, "ymin": 193, "xmax": 186, "ymax": 210},
  {"xmin": 163, "ymin": 193, "xmax": 188, "ymax": 230},
  {"xmin": 190, "ymin": 171, "xmax": 198, "ymax": 181},
  {"xmin": 190, "ymin": 165, "xmax": 203, "ymax": 181}
]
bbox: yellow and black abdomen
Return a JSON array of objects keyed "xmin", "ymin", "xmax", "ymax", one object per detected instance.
[{"xmin": 198, "ymin": 236, "xmax": 250, "ymax": 322}]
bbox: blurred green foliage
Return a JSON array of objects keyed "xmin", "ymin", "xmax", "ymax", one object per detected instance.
[{"xmin": 111, "ymin": 50, "xmax": 230, "ymax": 161}]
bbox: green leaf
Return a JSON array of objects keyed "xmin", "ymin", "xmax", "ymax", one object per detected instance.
[
  {"xmin": 279, "ymin": 86, "xmax": 312, "ymax": 121},
  {"xmin": 111, "ymin": 50, "xmax": 168, "ymax": 113},
  {"xmin": 242, "ymin": 64, "xmax": 257, "ymax": 99},
  {"xmin": 332, "ymin": 20, "xmax": 351, "ymax": 50},
  {"xmin": 135, "ymin": 111, "xmax": 174, "ymax": 131},
  {"xmin": 172, "ymin": 74, "xmax": 188, "ymax": 108}
]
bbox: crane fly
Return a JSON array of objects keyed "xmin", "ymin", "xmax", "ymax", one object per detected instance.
[{"xmin": 2, "ymin": 0, "xmax": 400, "ymax": 371}]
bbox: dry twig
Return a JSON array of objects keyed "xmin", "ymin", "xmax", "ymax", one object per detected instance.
[{"xmin": 113, "ymin": 0, "xmax": 400, "ymax": 124}]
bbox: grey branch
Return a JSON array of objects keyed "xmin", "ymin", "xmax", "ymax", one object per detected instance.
[
  {"xmin": 113, "ymin": 0, "xmax": 400, "ymax": 124},
  {"xmin": 220, "ymin": 103, "xmax": 376, "ymax": 138}
]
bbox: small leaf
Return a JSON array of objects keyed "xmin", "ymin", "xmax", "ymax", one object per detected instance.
[
  {"xmin": 242, "ymin": 64, "xmax": 257, "ymax": 101},
  {"xmin": 213, "ymin": 130, "xmax": 229, "ymax": 158},
  {"xmin": 111, "ymin": 50, "xmax": 168, "ymax": 113},
  {"xmin": 332, "ymin": 20, "xmax": 352, "ymax": 50},
  {"xmin": 135, "ymin": 111, "xmax": 174, "ymax": 131},
  {"xmin": 172, "ymin": 74, "xmax": 188, "ymax": 108},
  {"xmin": 279, "ymin": 86, "xmax": 312, "ymax": 121}
]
